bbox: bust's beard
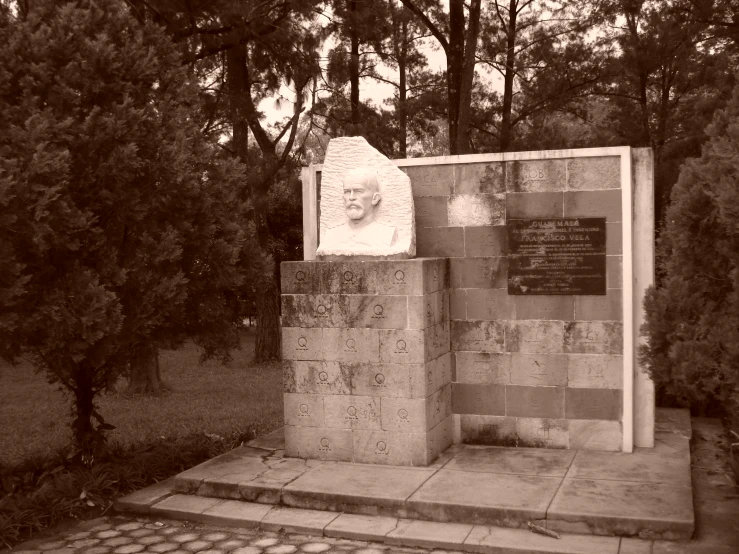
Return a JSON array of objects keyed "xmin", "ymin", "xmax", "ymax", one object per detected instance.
[{"xmin": 346, "ymin": 205, "xmax": 365, "ymax": 220}]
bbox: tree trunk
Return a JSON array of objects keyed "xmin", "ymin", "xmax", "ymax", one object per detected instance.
[
  {"xmin": 128, "ymin": 343, "xmax": 166, "ymax": 394},
  {"xmin": 500, "ymin": 0, "xmax": 518, "ymax": 152},
  {"xmin": 72, "ymin": 360, "xmax": 95, "ymax": 455},
  {"xmin": 227, "ymin": 44, "xmax": 249, "ymax": 162},
  {"xmin": 255, "ymin": 274, "xmax": 281, "ymax": 361},
  {"xmin": 457, "ymin": 0, "xmax": 481, "ymax": 154},
  {"xmin": 398, "ymin": 17, "xmax": 408, "ymax": 158},
  {"xmin": 447, "ymin": 0, "xmax": 465, "ymax": 153},
  {"xmin": 349, "ymin": 0, "xmax": 361, "ymax": 134}
]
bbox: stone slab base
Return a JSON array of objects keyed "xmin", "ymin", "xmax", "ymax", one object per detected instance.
[{"xmin": 157, "ymin": 410, "xmax": 695, "ymax": 541}]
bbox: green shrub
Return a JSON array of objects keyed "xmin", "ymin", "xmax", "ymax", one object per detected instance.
[
  {"xmin": 0, "ymin": 432, "xmax": 249, "ymax": 548},
  {"xmin": 640, "ymin": 78, "xmax": 739, "ymax": 419}
]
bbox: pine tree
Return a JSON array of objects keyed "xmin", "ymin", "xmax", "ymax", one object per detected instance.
[
  {"xmin": 640, "ymin": 77, "xmax": 739, "ymax": 418},
  {"xmin": 0, "ymin": 0, "xmax": 250, "ymax": 459}
]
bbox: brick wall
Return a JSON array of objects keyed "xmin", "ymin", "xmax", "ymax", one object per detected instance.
[{"xmin": 401, "ymin": 156, "xmax": 625, "ymax": 451}]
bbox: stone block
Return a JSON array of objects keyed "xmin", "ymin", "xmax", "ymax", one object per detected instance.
[
  {"xmin": 565, "ymin": 387, "xmax": 622, "ymax": 420},
  {"xmin": 514, "ymin": 295, "xmax": 575, "ymax": 321},
  {"xmin": 516, "ymin": 417, "xmax": 569, "ymax": 448},
  {"xmin": 344, "ymin": 295, "xmax": 408, "ymax": 329},
  {"xmin": 450, "ymin": 289, "xmax": 466, "ymax": 320},
  {"xmin": 438, "ymin": 288, "xmax": 450, "ymax": 323},
  {"xmin": 426, "ymin": 384, "xmax": 452, "ymax": 428},
  {"xmin": 381, "ymin": 396, "xmax": 429, "ymax": 433},
  {"xmin": 506, "ymin": 320, "xmax": 564, "ymax": 353},
  {"xmin": 466, "ymin": 288, "xmax": 516, "ymax": 320},
  {"xmin": 448, "ymin": 194, "xmax": 505, "ymax": 226},
  {"xmin": 417, "ymin": 352, "xmax": 453, "ymax": 396},
  {"xmin": 352, "ymin": 429, "xmax": 428, "ymax": 466},
  {"xmin": 379, "ymin": 328, "xmax": 425, "ymax": 363},
  {"xmin": 324, "ymin": 395, "xmax": 381, "ymax": 430},
  {"xmin": 450, "ymin": 257, "xmax": 507, "ymax": 289},
  {"xmin": 323, "ymin": 261, "xmax": 377, "ymax": 295},
  {"xmin": 454, "ymin": 162, "xmax": 505, "ymax": 194},
  {"xmin": 564, "ymin": 189, "xmax": 622, "ymax": 221},
  {"xmin": 451, "ymin": 320, "xmax": 505, "ymax": 352},
  {"xmin": 414, "ymin": 196, "xmax": 448, "ymax": 227},
  {"xmin": 386, "ymin": 519, "xmax": 474, "ymax": 550},
  {"xmin": 422, "ymin": 257, "xmax": 449, "ymax": 293},
  {"xmin": 199, "ymin": 499, "xmax": 272, "ymax": 529},
  {"xmin": 281, "ymin": 327, "xmax": 323, "ymax": 361},
  {"xmin": 607, "ymin": 221, "xmax": 622, "ymax": 254},
  {"xmin": 506, "ymin": 159, "xmax": 567, "ymax": 192},
  {"xmin": 149, "ymin": 494, "xmax": 221, "ymax": 522},
  {"xmin": 432, "ymin": 414, "xmax": 454, "ymax": 454},
  {"xmin": 281, "ymin": 294, "xmax": 344, "ymax": 328},
  {"xmin": 564, "ymin": 321, "xmax": 623, "ymax": 354},
  {"xmin": 574, "ymin": 289, "xmax": 622, "ymax": 321},
  {"xmin": 452, "ymin": 383, "xmax": 505, "ymax": 416},
  {"xmin": 373, "ymin": 260, "xmax": 424, "ymax": 295},
  {"xmin": 506, "ymin": 385, "xmax": 565, "ymax": 418},
  {"xmin": 464, "ymin": 225, "xmax": 507, "ymax": 257},
  {"xmin": 416, "ymin": 226, "xmax": 465, "ymax": 257},
  {"xmin": 425, "ymin": 322, "xmax": 451, "ymax": 360},
  {"xmin": 506, "ymin": 191, "xmax": 564, "ymax": 218},
  {"xmin": 284, "ymin": 426, "xmax": 353, "ymax": 461},
  {"xmin": 284, "ymin": 393, "xmax": 324, "ymax": 427},
  {"xmin": 607, "ymin": 255, "xmax": 622, "ymax": 289},
  {"xmin": 348, "ymin": 362, "xmax": 414, "ymax": 398},
  {"xmin": 403, "ymin": 164, "xmax": 453, "ymax": 196},
  {"xmin": 460, "ymin": 414, "xmax": 517, "ymax": 446},
  {"xmin": 283, "ymin": 361, "xmax": 351, "ymax": 395},
  {"xmin": 567, "ymin": 156, "xmax": 621, "ymax": 190},
  {"xmin": 510, "ymin": 353, "xmax": 567, "ymax": 386},
  {"xmin": 568, "ymin": 419, "xmax": 622, "ymax": 451},
  {"xmin": 464, "ymin": 524, "xmax": 620, "ymax": 554},
  {"xmin": 324, "ymin": 513, "xmax": 399, "ymax": 542},
  {"xmin": 567, "ymin": 354, "xmax": 623, "ymax": 389},
  {"xmin": 261, "ymin": 506, "xmax": 340, "ymax": 535},
  {"xmin": 455, "ymin": 352, "xmax": 511, "ymax": 384},
  {"xmin": 323, "ymin": 327, "xmax": 380, "ymax": 363},
  {"xmin": 407, "ymin": 294, "xmax": 437, "ymax": 330},
  {"xmin": 281, "ymin": 262, "xmax": 322, "ymax": 294}
]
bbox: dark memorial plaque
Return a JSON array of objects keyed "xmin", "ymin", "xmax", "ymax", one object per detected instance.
[{"xmin": 508, "ymin": 218, "xmax": 606, "ymax": 295}]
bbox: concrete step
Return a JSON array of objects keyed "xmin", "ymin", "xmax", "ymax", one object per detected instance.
[
  {"xmin": 115, "ymin": 482, "xmax": 633, "ymax": 553},
  {"xmin": 163, "ymin": 411, "xmax": 695, "ymax": 541}
]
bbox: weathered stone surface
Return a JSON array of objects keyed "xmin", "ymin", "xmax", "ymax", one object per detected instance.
[
  {"xmin": 568, "ymin": 420, "xmax": 621, "ymax": 451},
  {"xmin": 149, "ymin": 495, "xmax": 221, "ymax": 522},
  {"xmin": 406, "ymin": 469, "xmax": 561, "ymax": 525},
  {"xmin": 403, "ymin": 164, "xmax": 453, "ymax": 197},
  {"xmin": 464, "ymin": 226, "xmax": 507, "ymax": 257},
  {"xmin": 352, "ymin": 429, "xmax": 428, "ymax": 466},
  {"xmin": 284, "ymin": 393, "xmax": 324, "ymax": 428},
  {"xmin": 281, "ymin": 328, "xmax": 323, "ymax": 361},
  {"xmin": 568, "ymin": 448, "xmax": 690, "ymax": 485},
  {"xmin": 464, "ymin": 524, "xmax": 620, "ymax": 553},
  {"xmin": 547, "ymin": 478, "xmax": 694, "ymax": 540},
  {"xmin": 452, "ymin": 383, "xmax": 505, "ymax": 416},
  {"xmin": 450, "ymin": 257, "xmax": 507, "ymax": 289},
  {"xmin": 385, "ymin": 519, "xmax": 473, "ymax": 550},
  {"xmin": 564, "ymin": 189, "xmax": 622, "ymax": 222},
  {"xmin": 283, "ymin": 361, "xmax": 351, "ymax": 396},
  {"xmin": 324, "ymin": 513, "xmax": 398, "ymax": 541},
  {"xmin": 506, "ymin": 159, "xmax": 567, "ymax": 193},
  {"xmin": 414, "ymin": 196, "xmax": 448, "ymax": 228},
  {"xmin": 565, "ymin": 388, "xmax": 621, "ymax": 421},
  {"xmin": 281, "ymin": 294, "xmax": 344, "ymax": 328},
  {"xmin": 200, "ymin": 500, "xmax": 272, "ymax": 529},
  {"xmin": 115, "ymin": 478, "xmax": 174, "ymax": 514},
  {"xmin": 348, "ymin": 362, "xmax": 414, "ymax": 398},
  {"xmin": 445, "ymin": 444, "xmax": 574, "ymax": 476},
  {"xmin": 510, "ymin": 353, "xmax": 567, "ymax": 387},
  {"xmin": 455, "ymin": 352, "xmax": 511, "ymax": 384},
  {"xmin": 323, "ymin": 395, "xmax": 381, "ymax": 430},
  {"xmin": 448, "ymin": 194, "xmax": 505, "ymax": 227},
  {"xmin": 506, "ymin": 321, "xmax": 564, "ymax": 354},
  {"xmin": 416, "ymin": 226, "xmax": 464, "ymax": 258},
  {"xmin": 454, "ymin": 162, "xmax": 505, "ymax": 194},
  {"xmin": 260, "ymin": 506, "xmax": 340, "ymax": 535},
  {"xmin": 516, "ymin": 418, "xmax": 568, "ymax": 449},
  {"xmin": 506, "ymin": 386, "xmax": 565, "ymax": 419},
  {"xmin": 283, "ymin": 463, "xmax": 435, "ymax": 512},
  {"xmin": 563, "ymin": 321, "xmax": 623, "ymax": 355},
  {"xmin": 459, "ymin": 415, "xmax": 517, "ymax": 446},
  {"xmin": 451, "ymin": 320, "xmax": 505, "ymax": 353},
  {"xmin": 514, "ymin": 295, "xmax": 575, "ymax": 321},
  {"xmin": 574, "ymin": 289, "xmax": 622, "ymax": 321},
  {"xmin": 506, "ymin": 191, "xmax": 564, "ymax": 218},
  {"xmin": 567, "ymin": 156, "xmax": 621, "ymax": 191},
  {"xmin": 284, "ymin": 426, "xmax": 353, "ymax": 462},
  {"xmin": 317, "ymin": 137, "xmax": 415, "ymax": 258},
  {"xmin": 344, "ymin": 295, "xmax": 408, "ymax": 329},
  {"xmin": 323, "ymin": 328, "xmax": 381, "ymax": 363},
  {"xmin": 379, "ymin": 329, "xmax": 425, "ymax": 364},
  {"xmin": 567, "ymin": 354, "xmax": 623, "ymax": 389}
]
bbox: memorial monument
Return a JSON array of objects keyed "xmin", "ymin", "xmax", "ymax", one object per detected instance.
[{"xmin": 282, "ymin": 136, "xmax": 452, "ymax": 466}]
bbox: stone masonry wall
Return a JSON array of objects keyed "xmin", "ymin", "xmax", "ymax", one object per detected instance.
[
  {"xmin": 280, "ymin": 258, "xmax": 453, "ymax": 466},
  {"xmin": 401, "ymin": 157, "xmax": 624, "ymax": 451}
]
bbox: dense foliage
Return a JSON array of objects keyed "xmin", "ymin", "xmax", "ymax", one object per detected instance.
[
  {"xmin": 640, "ymin": 78, "xmax": 739, "ymax": 418},
  {"xmin": 0, "ymin": 0, "xmax": 250, "ymax": 455}
]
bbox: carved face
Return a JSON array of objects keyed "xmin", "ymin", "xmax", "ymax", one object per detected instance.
[{"xmin": 343, "ymin": 171, "xmax": 381, "ymax": 221}]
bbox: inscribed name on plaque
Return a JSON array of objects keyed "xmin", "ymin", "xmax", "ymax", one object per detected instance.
[{"xmin": 508, "ymin": 218, "xmax": 607, "ymax": 295}]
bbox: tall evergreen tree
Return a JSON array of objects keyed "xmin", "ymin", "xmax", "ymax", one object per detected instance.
[{"xmin": 0, "ymin": 0, "xmax": 250, "ymax": 457}]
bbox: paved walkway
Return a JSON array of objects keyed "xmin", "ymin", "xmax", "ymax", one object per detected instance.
[{"xmin": 10, "ymin": 517, "xmax": 462, "ymax": 554}]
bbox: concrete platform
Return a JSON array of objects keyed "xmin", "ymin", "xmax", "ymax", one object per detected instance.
[{"xmin": 118, "ymin": 411, "xmax": 695, "ymax": 540}]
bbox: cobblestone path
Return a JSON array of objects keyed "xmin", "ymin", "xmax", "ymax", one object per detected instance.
[{"xmin": 11, "ymin": 517, "xmax": 464, "ymax": 554}]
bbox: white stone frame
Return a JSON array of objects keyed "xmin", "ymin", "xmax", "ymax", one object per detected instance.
[{"xmin": 300, "ymin": 146, "xmax": 655, "ymax": 452}]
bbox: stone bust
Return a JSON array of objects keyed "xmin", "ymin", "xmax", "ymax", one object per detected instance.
[{"xmin": 320, "ymin": 168, "xmax": 397, "ymax": 251}]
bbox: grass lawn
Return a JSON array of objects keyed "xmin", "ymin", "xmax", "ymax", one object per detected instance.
[{"xmin": 0, "ymin": 331, "xmax": 284, "ymax": 466}]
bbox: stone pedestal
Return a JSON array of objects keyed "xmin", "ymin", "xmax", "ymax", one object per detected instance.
[{"xmin": 281, "ymin": 258, "xmax": 452, "ymax": 466}]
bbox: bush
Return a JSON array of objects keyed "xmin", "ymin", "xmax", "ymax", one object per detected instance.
[
  {"xmin": 640, "ymin": 78, "xmax": 739, "ymax": 419},
  {"xmin": 0, "ymin": 431, "xmax": 254, "ymax": 549}
]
